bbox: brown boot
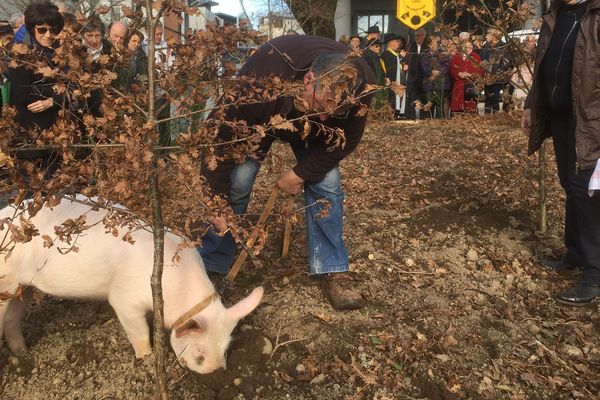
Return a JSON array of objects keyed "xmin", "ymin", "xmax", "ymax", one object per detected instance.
[{"xmin": 321, "ymin": 273, "xmax": 364, "ymax": 310}]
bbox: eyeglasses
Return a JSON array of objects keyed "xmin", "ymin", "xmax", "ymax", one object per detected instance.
[{"xmin": 35, "ymin": 26, "xmax": 62, "ymax": 36}]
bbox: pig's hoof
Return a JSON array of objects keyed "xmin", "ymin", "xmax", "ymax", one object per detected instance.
[
  {"xmin": 132, "ymin": 340, "xmax": 151, "ymax": 359},
  {"xmin": 8, "ymin": 340, "xmax": 27, "ymax": 355}
]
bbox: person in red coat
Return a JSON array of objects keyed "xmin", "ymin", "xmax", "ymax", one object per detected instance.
[{"xmin": 450, "ymin": 42, "xmax": 483, "ymax": 113}]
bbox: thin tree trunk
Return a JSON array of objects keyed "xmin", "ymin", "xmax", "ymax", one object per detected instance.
[
  {"xmin": 145, "ymin": 1, "xmax": 169, "ymax": 398},
  {"xmin": 538, "ymin": 142, "xmax": 547, "ymax": 233}
]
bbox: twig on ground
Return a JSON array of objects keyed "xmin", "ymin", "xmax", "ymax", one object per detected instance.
[
  {"xmin": 269, "ymin": 324, "xmax": 308, "ymax": 361},
  {"xmin": 534, "ymin": 339, "xmax": 576, "ymax": 372}
]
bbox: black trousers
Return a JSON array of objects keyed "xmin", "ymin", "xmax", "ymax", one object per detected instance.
[
  {"xmin": 551, "ymin": 113, "xmax": 600, "ymax": 284},
  {"xmin": 484, "ymin": 83, "xmax": 503, "ymax": 114}
]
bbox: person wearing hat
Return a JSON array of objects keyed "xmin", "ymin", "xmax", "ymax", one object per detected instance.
[
  {"xmin": 348, "ymin": 34, "xmax": 361, "ymax": 51},
  {"xmin": 0, "ymin": 20, "xmax": 13, "ymax": 45},
  {"xmin": 382, "ymin": 33, "xmax": 408, "ymax": 119},
  {"xmin": 362, "ymin": 37, "xmax": 387, "ymax": 108},
  {"xmin": 366, "ymin": 25, "xmax": 381, "ymax": 42}
]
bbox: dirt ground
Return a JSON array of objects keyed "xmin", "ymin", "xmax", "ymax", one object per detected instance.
[{"xmin": 1, "ymin": 115, "xmax": 600, "ymax": 400}]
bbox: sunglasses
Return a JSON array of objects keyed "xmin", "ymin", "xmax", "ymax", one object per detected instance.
[{"xmin": 35, "ymin": 26, "xmax": 62, "ymax": 36}]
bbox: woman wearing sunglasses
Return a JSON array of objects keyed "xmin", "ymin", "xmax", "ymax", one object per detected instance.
[{"xmin": 9, "ymin": 1, "xmax": 64, "ymax": 131}]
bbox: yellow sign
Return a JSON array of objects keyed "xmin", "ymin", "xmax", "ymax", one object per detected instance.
[{"xmin": 397, "ymin": 0, "xmax": 436, "ymax": 30}]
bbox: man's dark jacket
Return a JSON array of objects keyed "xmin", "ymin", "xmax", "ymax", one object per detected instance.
[
  {"xmin": 203, "ymin": 35, "xmax": 375, "ymax": 196},
  {"xmin": 406, "ymin": 40, "xmax": 429, "ymax": 92},
  {"xmin": 526, "ymin": 0, "xmax": 600, "ymax": 170}
]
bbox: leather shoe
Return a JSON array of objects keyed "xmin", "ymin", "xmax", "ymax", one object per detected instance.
[
  {"xmin": 321, "ymin": 273, "xmax": 364, "ymax": 311},
  {"xmin": 555, "ymin": 282, "xmax": 600, "ymax": 306},
  {"xmin": 540, "ymin": 257, "xmax": 579, "ymax": 273}
]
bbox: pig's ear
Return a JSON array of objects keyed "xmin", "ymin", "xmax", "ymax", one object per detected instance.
[
  {"xmin": 227, "ymin": 287, "xmax": 264, "ymax": 322},
  {"xmin": 174, "ymin": 317, "xmax": 206, "ymax": 338}
]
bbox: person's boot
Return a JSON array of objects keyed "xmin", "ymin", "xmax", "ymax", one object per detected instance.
[
  {"xmin": 540, "ymin": 256, "xmax": 579, "ymax": 273},
  {"xmin": 321, "ymin": 273, "xmax": 364, "ymax": 310},
  {"xmin": 556, "ymin": 282, "xmax": 600, "ymax": 306}
]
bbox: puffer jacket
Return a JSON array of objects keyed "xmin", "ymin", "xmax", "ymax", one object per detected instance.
[{"xmin": 526, "ymin": 0, "xmax": 600, "ymax": 171}]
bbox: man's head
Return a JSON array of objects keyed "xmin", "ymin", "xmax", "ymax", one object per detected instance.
[
  {"xmin": 366, "ymin": 25, "xmax": 380, "ymax": 41},
  {"xmin": 429, "ymin": 35, "xmax": 440, "ymax": 51},
  {"xmin": 349, "ymin": 35, "xmax": 361, "ymax": 50},
  {"xmin": 458, "ymin": 31, "xmax": 470, "ymax": 43},
  {"xmin": 128, "ymin": 29, "xmax": 144, "ymax": 51},
  {"xmin": 0, "ymin": 20, "xmax": 13, "ymax": 46},
  {"xmin": 485, "ymin": 28, "xmax": 502, "ymax": 45},
  {"xmin": 414, "ymin": 28, "xmax": 426, "ymax": 45},
  {"xmin": 154, "ymin": 21, "xmax": 164, "ymax": 44},
  {"xmin": 301, "ymin": 53, "xmax": 365, "ymax": 121},
  {"xmin": 384, "ymin": 33, "xmax": 405, "ymax": 51},
  {"xmin": 57, "ymin": 13, "xmax": 80, "ymax": 43},
  {"xmin": 81, "ymin": 15, "xmax": 105, "ymax": 51},
  {"xmin": 366, "ymin": 38, "xmax": 381, "ymax": 54},
  {"xmin": 9, "ymin": 13, "xmax": 24, "ymax": 32},
  {"xmin": 108, "ymin": 20, "xmax": 128, "ymax": 49}
]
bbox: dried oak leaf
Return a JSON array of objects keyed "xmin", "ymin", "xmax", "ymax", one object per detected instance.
[{"xmin": 269, "ymin": 114, "xmax": 297, "ymax": 132}]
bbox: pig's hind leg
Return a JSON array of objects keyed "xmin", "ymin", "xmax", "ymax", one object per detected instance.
[
  {"xmin": 109, "ymin": 295, "xmax": 151, "ymax": 359},
  {"xmin": 3, "ymin": 286, "xmax": 33, "ymax": 354}
]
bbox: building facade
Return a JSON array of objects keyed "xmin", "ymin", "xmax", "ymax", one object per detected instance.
[{"xmin": 334, "ymin": 0, "xmax": 546, "ymax": 40}]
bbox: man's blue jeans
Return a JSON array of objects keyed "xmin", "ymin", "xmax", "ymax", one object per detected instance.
[{"xmin": 199, "ymin": 142, "xmax": 349, "ymax": 276}]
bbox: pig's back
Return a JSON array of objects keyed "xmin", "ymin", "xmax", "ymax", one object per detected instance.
[{"xmin": 2, "ymin": 198, "xmax": 155, "ymax": 300}]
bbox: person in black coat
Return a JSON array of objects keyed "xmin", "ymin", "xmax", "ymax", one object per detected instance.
[
  {"xmin": 381, "ymin": 33, "xmax": 408, "ymax": 118},
  {"xmin": 9, "ymin": 2, "xmax": 64, "ymax": 131},
  {"xmin": 406, "ymin": 28, "xmax": 429, "ymax": 119},
  {"xmin": 7, "ymin": 1, "xmax": 65, "ymax": 175}
]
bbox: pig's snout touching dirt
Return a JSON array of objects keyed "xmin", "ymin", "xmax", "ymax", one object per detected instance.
[{"xmin": 170, "ymin": 287, "xmax": 264, "ymax": 374}]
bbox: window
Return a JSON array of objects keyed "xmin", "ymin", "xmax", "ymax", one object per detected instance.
[{"xmin": 356, "ymin": 14, "xmax": 390, "ymax": 35}]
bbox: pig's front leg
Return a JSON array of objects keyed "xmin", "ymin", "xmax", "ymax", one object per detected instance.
[
  {"xmin": 109, "ymin": 298, "xmax": 151, "ymax": 358},
  {"xmin": 3, "ymin": 286, "xmax": 33, "ymax": 354}
]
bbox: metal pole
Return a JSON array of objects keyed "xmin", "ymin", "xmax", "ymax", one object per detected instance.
[{"xmin": 268, "ymin": 0, "xmax": 272, "ymax": 39}]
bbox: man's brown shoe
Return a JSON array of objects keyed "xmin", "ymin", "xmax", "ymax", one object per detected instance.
[{"xmin": 321, "ymin": 273, "xmax": 364, "ymax": 310}]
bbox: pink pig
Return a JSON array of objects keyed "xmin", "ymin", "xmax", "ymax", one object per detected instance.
[{"xmin": 0, "ymin": 197, "xmax": 263, "ymax": 373}]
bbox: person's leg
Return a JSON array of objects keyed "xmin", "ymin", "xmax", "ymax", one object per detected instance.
[
  {"xmin": 571, "ymin": 168, "xmax": 600, "ymax": 284},
  {"xmin": 406, "ymin": 84, "xmax": 417, "ymax": 119},
  {"xmin": 484, "ymin": 85, "xmax": 494, "ymax": 114},
  {"xmin": 199, "ymin": 159, "xmax": 261, "ymax": 273},
  {"xmin": 550, "ymin": 114, "xmax": 584, "ymax": 266},
  {"xmin": 290, "ymin": 142, "xmax": 362, "ymax": 310},
  {"xmin": 556, "ymin": 166, "xmax": 600, "ymax": 304},
  {"xmin": 290, "ymin": 142, "xmax": 348, "ymax": 275}
]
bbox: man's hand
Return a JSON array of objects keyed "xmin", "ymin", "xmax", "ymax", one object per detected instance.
[
  {"xmin": 27, "ymin": 98, "xmax": 53, "ymax": 113},
  {"xmin": 277, "ymin": 169, "xmax": 304, "ymax": 195},
  {"xmin": 521, "ymin": 109, "xmax": 531, "ymax": 135}
]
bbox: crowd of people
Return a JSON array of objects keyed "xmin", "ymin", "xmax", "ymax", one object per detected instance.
[
  {"xmin": 342, "ymin": 25, "xmax": 537, "ymax": 119},
  {"xmin": 0, "ymin": 1, "xmax": 171, "ymax": 134}
]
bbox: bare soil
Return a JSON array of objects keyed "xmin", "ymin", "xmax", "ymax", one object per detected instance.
[{"xmin": 2, "ymin": 115, "xmax": 599, "ymax": 400}]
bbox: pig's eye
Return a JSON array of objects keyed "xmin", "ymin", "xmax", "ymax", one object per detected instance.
[{"xmin": 196, "ymin": 355, "xmax": 205, "ymax": 366}]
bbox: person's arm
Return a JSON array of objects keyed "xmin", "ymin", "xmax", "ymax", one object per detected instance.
[
  {"xmin": 201, "ymin": 99, "xmax": 265, "ymax": 197},
  {"xmin": 8, "ymin": 66, "xmax": 59, "ymax": 112},
  {"xmin": 292, "ymin": 111, "xmax": 367, "ymax": 183},
  {"xmin": 449, "ymin": 55, "xmax": 461, "ymax": 80}
]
